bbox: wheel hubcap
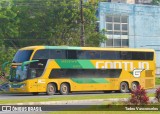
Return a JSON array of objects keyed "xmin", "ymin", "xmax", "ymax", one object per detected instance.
[
  {"xmin": 122, "ymin": 84, "xmax": 126, "ymax": 90},
  {"xmin": 49, "ymin": 86, "xmax": 54, "ymax": 93},
  {"xmin": 62, "ymin": 85, "xmax": 67, "ymax": 93},
  {"xmin": 132, "ymin": 84, "xmax": 137, "ymax": 90}
]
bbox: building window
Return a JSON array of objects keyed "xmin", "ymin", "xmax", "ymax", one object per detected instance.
[
  {"xmin": 106, "ymin": 23, "xmax": 112, "ymax": 30},
  {"xmin": 106, "ymin": 39, "xmax": 113, "ymax": 46},
  {"xmin": 105, "ymin": 15, "xmax": 128, "ymax": 47}
]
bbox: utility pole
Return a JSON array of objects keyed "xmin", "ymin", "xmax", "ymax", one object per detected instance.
[{"xmin": 80, "ymin": 0, "xmax": 85, "ymax": 46}]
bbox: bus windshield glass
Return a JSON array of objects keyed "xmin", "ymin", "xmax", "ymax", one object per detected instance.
[
  {"xmin": 10, "ymin": 66, "xmax": 28, "ymax": 82},
  {"xmin": 12, "ymin": 50, "xmax": 33, "ymax": 63}
]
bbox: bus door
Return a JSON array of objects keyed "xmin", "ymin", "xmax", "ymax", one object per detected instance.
[
  {"xmin": 29, "ymin": 59, "xmax": 47, "ymax": 92},
  {"xmin": 28, "ymin": 67, "xmax": 38, "ymax": 92}
]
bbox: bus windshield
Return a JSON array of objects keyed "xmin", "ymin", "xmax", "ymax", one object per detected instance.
[
  {"xmin": 9, "ymin": 66, "xmax": 28, "ymax": 82},
  {"xmin": 12, "ymin": 50, "xmax": 33, "ymax": 63}
]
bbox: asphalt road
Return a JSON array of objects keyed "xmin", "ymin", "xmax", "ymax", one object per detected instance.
[
  {"xmin": 0, "ymin": 88, "xmax": 159, "ymax": 114},
  {"xmin": 0, "ymin": 91, "xmax": 122, "ymax": 100},
  {"xmin": 0, "ymin": 87, "xmax": 157, "ymax": 100}
]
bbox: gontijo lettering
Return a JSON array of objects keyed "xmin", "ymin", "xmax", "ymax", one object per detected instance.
[{"xmin": 96, "ymin": 61, "xmax": 149, "ymax": 71}]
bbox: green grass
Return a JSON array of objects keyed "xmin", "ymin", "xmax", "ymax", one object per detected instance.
[
  {"xmin": 0, "ymin": 94, "xmax": 130, "ymax": 104},
  {"xmin": 49, "ymin": 111, "xmax": 160, "ymax": 114},
  {"xmin": 48, "ymin": 103, "xmax": 160, "ymax": 114},
  {"xmin": 0, "ymin": 93, "xmax": 154, "ymax": 104},
  {"xmin": 48, "ymin": 102, "xmax": 160, "ymax": 113},
  {"xmin": 156, "ymin": 77, "xmax": 160, "ymax": 85}
]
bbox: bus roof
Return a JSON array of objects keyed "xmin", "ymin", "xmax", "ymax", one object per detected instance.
[{"xmin": 20, "ymin": 46, "xmax": 155, "ymax": 52}]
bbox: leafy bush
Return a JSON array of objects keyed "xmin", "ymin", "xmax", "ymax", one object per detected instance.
[
  {"xmin": 129, "ymin": 85, "xmax": 149, "ymax": 105},
  {"xmin": 155, "ymin": 87, "xmax": 160, "ymax": 102},
  {"xmin": 0, "ymin": 45, "xmax": 17, "ymax": 74}
]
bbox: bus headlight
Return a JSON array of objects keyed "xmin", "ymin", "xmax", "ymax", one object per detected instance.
[
  {"xmin": 9, "ymin": 84, "xmax": 11, "ymax": 88},
  {"xmin": 20, "ymin": 84, "xmax": 26, "ymax": 88}
]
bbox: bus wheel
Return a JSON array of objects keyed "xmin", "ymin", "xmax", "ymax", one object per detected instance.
[
  {"xmin": 46, "ymin": 83, "xmax": 56, "ymax": 95},
  {"xmin": 120, "ymin": 82, "xmax": 129, "ymax": 93},
  {"xmin": 60, "ymin": 83, "xmax": 70, "ymax": 95},
  {"xmin": 131, "ymin": 82, "xmax": 139, "ymax": 91}
]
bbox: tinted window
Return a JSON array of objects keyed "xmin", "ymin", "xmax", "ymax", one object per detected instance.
[
  {"xmin": 33, "ymin": 49, "xmax": 66, "ymax": 59},
  {"xmin": 29, "ymin": 59, "xmax": 48, "ymax": 68},
  {"xmin": 145, "ymin": 52, "xmax": 154, "ymax": 60},
  {"xmin": 132, "ymin": 52, "xmax": 145, "ymax": 60},
  {"xmin": 28, "ymin": 69, "xmax": 44, "ymax": 79},
  {"xmin": 86, "ymin": 51, "xmax": 100, "ymax": 59},
  {"xmin": 32, "ymin": 49, "xmax": 154, "ymax": 60},
  {"xmin": 28, "ymin": 59, "xmax": 48, "ymax": 79},
  {"xmin": 50, "ymin": 50, "xmax": 66, "ymax": 59},
  {"xmin": 33, "ymin": 49, "xmax": 49, "ymax": 59},
  {"xmin": 77, "ymin": 51, "xmax": 87, "ymax": 59},
  {"xmin": 101, "ymin": 51, "xmax": 121, "ymax": 60},
  {"xmin": 49, "ymin": 69, "xmax": 122, "ymax": 78},
  {"xmin": 67, "ymin": 50, "xmax": 77, "ymax": 59},
  {"xmin": 12, "ymin": 50, "xmax": 33, "ymax": 63},
  {"xmin": 121, "ymin": 52, "xmax": 132, "ymax": 60},
  {"xmin": 77, "ymin": 51, "xmax": 100, "ymax": 59}
]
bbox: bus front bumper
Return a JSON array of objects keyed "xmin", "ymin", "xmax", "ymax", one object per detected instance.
[
  {"xmin": 9, "ymin": 87, "xmax": 28, "ymax": 93},
  {"xmin": 9, "ymin": 83, "xmax": 29, "ymax": 93}
]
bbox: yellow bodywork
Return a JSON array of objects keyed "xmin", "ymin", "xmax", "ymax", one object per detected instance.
[{"xmin": 9, "ymin": 46, "xmax": 156, "ymax": 93}]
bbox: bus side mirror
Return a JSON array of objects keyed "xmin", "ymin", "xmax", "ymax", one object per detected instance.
[
  {"xmin": 2, "ymin": 62, "xmax": 11, "ymax": 72},
  {"xmin": 21, "ymin": 60, "xmax": 39, "ymax": 71}
]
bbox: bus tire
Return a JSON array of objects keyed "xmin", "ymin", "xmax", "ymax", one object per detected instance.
[
  {"xmin": 46, "ymin": 83, "xmax": 56, "ymax": 95},
  {"xmin": 60, "ymin": 83, "xmax": 70, "ymax": 95},
  {"xmin": 120, "ymin": 82, "xmax": 129, "ymax": 93},
  {"xmin": 131, "ymin": 82, "xmax": 139, "ymax": 91}
]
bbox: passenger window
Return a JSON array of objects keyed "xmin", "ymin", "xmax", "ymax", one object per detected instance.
[
  {"xmin": 145, "ymin": 52, "xmax": 153, "ymax": 60},
  {"xmin": 121, "ymin": 52, "xmax": 132, "ymax": 60},
  {"xmin": 77, "ymin": 51, "xmax": 86, "ymax": 59},
  {"xmin": 50, "ymin": 50, "xmax": 66, "ymax": 59},
  {"xmin": 33, "ymin": 49, "xmax": 49, "ymax": 59},
  {"xmin": 132, "ymin": 52, "xmax": 145, "ymax": 60},
  {"xmin": 86, "ymin": 51, "xmax": 100, "ymax": 59},
  {"xmin": 67, "ymin": 50, "xmax": 77, "ymax": 59},
  {"xmin": 101, "ymin": 51, "xmax": 119, "ymax": 60}
]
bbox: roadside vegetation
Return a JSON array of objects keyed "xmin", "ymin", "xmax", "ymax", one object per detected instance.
[
  {"xmin": 156, "ymin": 77, "xmax": 160, "ymax": 85},
  {"xmin": 48, "ymin": 86, "xmax": 160, "ymax": 113}
]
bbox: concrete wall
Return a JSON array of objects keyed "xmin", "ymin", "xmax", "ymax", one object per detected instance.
[{"xmin": 99, "ymin": 2, "xmax": 160, "ymax": 70}]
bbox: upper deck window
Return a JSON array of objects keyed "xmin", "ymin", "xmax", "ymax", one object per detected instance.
[
  {"xmin": 32, "ymin": 49, "xmax": 49, "ymax": 59},
  {"xmin": 32, "ymin": 49, "xmax": 154, "ymax": 60},
  {"xmin": 33, "ymin": 49, "xmax": 66, "ymax": 59},
  {"xmin": 12, "ymin": 50, "xmax": 33, "ymax": 63}
]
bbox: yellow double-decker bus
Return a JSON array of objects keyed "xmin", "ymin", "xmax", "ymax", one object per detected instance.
[{"xmin": 8, "ymin": 46, "xmax": 156, "ymax": 95}]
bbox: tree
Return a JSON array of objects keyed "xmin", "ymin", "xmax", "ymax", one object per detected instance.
[
  {"xmin": 10, "ymin": 0, "xmax": 106, "ymax": 47},
  {"xmin": 0, "ymin": 0, "xmax": 19, "ymax": 48},
  {"xmin": 0, "ymin": 45, "xmax": 17, "ymax": 73},
  {"xmin": 152, "ymin": 0, "xmax": 160, "ymax": 5}
]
